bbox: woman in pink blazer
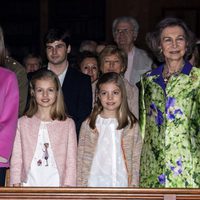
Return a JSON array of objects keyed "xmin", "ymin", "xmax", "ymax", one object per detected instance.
[{"xmin": 0, "ymin": 25, "xmax": 19, "ymax": 186}]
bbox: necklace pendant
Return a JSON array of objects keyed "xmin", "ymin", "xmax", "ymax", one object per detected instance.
[
  {"xmin": 37, "ymin": 159, "xmax": 42, "ymax": 166},
  {"xmin": 163, "ymin": 74, "xmax": 170, "ymax": 84}
]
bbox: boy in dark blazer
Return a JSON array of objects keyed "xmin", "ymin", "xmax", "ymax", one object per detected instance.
[{"xmin": 44, "ymin": 28, "xmax": 92, "ymax": 137}]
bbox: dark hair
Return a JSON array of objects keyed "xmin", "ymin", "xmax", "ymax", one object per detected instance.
[
  {"xmin": 188, "ymin": 41, "xmax": 200, "ymax": 67},
  {"xmin": 146, "ymin": 17, "xmax": 195, "ymax": 62},
  {"xmin": 77, "ymin": 51, "xmax": 99, "ymax": 70},
  {"xmin": 44, "ymin": 28, "xmax": 70, "ymax": 47},
  {"xmin": 26, "ymin": 69, "xmax": 67, "ymax": 121},
  {"xmin": 79, "ymin": 40, "xmax": 97, "ymax": 53},
  {"xmin": 23, "ymin": 53, "xmax": 43, "ymax": 68},
  {"xmin": 89, "ymin": 72, "xmax": 136, "ymax": 130}
]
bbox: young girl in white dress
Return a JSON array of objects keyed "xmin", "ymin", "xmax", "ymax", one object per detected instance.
[
  {"xmin": 77, "ymin": 72, "xmax": 142, "ymax": 187},
  {"xmin": 10, "ymin": 69, "xmax": 77, "ymax": 187}
]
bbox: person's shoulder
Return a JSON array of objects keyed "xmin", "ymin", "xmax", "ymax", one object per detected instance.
[
  {"xmin": 18, "ymin": 115, "xmax": 41, "ymax": 130},
  {"xmin": 53, "ymin": 117, "xmax": 75, "ymax": 126},
  {"xmin": 62, "ymin": 116, "xmax": 75, "ymax": 126},
  {"xmin": 135, "ymin": 47, "xmax": 148, "ymax": 55},
  {"xmin": 190, "ymin": 66, "xmax": 200, "ymax": 80},
  {"xmin": 0, "ymin": 65, "xmax": 14, "ymax": 74},
  {"xmin": 18, "ymin": 115, "xmax": 31, "ymax": 125},
  {"xmin": 5, "ymin": 56, "xmax": 26, "ymax": 74},
  {"xmin": 79, "ymin": 117, "xmax": 90, "ymax": 128},
  {"xmin": 68, "ymin": 66, "xmax": 91, "ymax": 80},
  {"xmin": 83, "ymin": 117, "xmax": 90, "ymax": 125},
  {"xmin": 135, "ymin": 47, "xmax": 152, "ymax": 59},
  {"xmin": 191, "ymin": 66, "xmax": 200, "ymax": 73},
  {"xmin": 79, "ymin": 117, "xmax": 95, "ymax": 134},
  {"xmin": 125, "ymin": 120, "xmax": 139, "ymax": 133},
  {"xmin": 0, "ymin": 66, "xmax": 17, "ymax": 79}
]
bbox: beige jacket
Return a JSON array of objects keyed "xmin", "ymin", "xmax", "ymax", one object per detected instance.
[{"xmin": 77, "ymin": 119, "xmax": 142, "ymax": 187}]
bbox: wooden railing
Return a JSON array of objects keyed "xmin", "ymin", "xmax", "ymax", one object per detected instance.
[{"xmin": 0, "ymin": 188, "xmax": 200, "ymax": 200}]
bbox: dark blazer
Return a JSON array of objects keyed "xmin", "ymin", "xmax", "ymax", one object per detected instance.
[{"xmin": 62, "ymin": 66, "xmax": 92, "ymax": 136}]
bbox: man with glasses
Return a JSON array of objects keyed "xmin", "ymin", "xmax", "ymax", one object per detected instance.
[{"xmin": 112, "ymin": 16, "xmax": 153, "ymax": 85}]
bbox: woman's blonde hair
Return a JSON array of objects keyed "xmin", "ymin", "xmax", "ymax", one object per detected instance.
[
  {"xmin": 89, "ymin": 72, "xmax": 136, "ymax": 130},
  {"xmin": 26, "ymin": 69, "xmax": 67, "ymax": 120},
  {"xmin": 99, "ymin": 45, "xmax": 127, "ymax": 75}
]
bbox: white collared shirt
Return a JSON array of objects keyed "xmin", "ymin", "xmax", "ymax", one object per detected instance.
[
  {"xmin": 58, "ymin": 68, "xmax": 67, "ymax": 86},
  {"xmin": 48, "ymin": 65, "xmax": 68, "ymax": 86}
]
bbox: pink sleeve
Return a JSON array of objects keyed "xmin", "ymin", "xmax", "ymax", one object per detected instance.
[
  {"xmin": 0, "ymin": 72, "xmax": 19, "ymax": 166},
  {"xmin": 64, "ymin": 119, "xmax": 77, "ymax": 186},
  {"xmin": 10, "ymin": 120, "xmax": 22, "ymax": 185}
]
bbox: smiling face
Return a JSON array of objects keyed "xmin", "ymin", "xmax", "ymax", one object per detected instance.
[
  {"xmin": 80, "ymin": 57, "xmax": 98, "ymax": 82},
  {"xmin": 46, "ymin": 40, "xmax": 70, "ymax": 66},
  {"xmin": 160, "ymin": 26, "xmax": 187, "ymax": 62},
  {"xmin": 98, "ymin": 81, "xmax": 122, "ymax": 117},
  {"xmin": 34, "ymin": 78, "xmax": 57, "ymax": 109}
]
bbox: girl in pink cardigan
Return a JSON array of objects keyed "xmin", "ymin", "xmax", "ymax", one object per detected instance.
[{"xmin": 10, "ymin": 69, "xmax": 77, "ymax": 187}]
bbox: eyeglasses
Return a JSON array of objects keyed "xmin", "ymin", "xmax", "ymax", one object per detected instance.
[{"xmin": 114, "ymin": 29, "xmax": 133, "ymax": 35}]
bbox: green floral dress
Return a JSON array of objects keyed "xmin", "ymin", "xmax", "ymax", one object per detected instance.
[{"xmin": 139, "ymin": 62, "xmax": 200, "ymax": 188}]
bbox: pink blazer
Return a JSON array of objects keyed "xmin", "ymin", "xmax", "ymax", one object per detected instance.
[
  {"xmin": 0, "ymin": 67, "xmax": 19, "ymax": 167},
  {"xmin": 10, "ymin": 115, "xmax": 77, "ymax": 186}
]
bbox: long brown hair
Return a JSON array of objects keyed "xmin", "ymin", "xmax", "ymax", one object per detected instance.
[
  {"xmin": 26, "ymin": 69, "xmax": 67, "ymax": 121},
  {"xmin": 89, "ymin": 72, "xmax": 136, "ymax": 130}
]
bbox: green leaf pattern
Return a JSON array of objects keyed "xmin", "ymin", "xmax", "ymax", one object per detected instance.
[{"xmin": 139, "ymin": 67, "xmax": 200, "ymax": 188}]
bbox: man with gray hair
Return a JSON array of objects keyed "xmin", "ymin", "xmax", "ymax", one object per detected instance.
[{"xmin": 112, "ymin": 16, "xmax": 153, "ymax": 85}]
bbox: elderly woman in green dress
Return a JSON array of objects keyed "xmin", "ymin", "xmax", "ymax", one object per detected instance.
[{"xmin": 139, "ymin": 17, "xmax": 200, "ymax": 188}]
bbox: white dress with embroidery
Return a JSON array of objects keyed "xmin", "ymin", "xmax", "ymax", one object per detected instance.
[
  {"xmin": 88, "ymin": 115, "xmax": 128, "ymax": 187},
  {"xmin": 23, "ymin": 121, "xmax": 60, "ymax": 186}
]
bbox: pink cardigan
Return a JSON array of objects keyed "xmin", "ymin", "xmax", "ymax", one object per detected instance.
[
  {"xmin": 10, "ymin": 115, "xmax": 77, "ymax": 186},
  {"xmin": 0, "ymin": 67, "xmax": 19, "ymax": 167}
]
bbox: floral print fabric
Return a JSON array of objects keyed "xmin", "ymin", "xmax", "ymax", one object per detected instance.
[{"xmin": 139, "ymin": 63, "xmax": 200, "ymax": 188}]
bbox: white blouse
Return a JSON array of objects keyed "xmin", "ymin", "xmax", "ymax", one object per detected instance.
[
  {"xmin": 23, "ymin": 121, "xmax": 60, "ymax": 186},
  {"xmin": 88, "ymin": 115, "xmax": 128, "ymax": 187}
]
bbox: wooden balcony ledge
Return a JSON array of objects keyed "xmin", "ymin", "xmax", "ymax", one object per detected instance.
[{"xmin": 0, "ymin": 187, "xmax": 200, "ymax": 200}]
